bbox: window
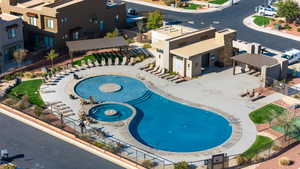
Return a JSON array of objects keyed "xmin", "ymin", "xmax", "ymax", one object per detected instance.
[
  {"xmin": 72, "ymin": 31, "xmax": 79, "ymax": 40},
  {"xmin": 61, "ymin": 17, "xmax": 68, "ymax": 23},
  {"xmin": 7, "ymin": 27, "xmax": 17, "ymax": 39},
  {"xmin": 99, "ymin": 20, "xmax": 104, "ymax": 32},
  {"xmin": 44, "ymin": 36, "xmax": 54, "ymax": 48},
  {"xmin": 46, "ymin": 19, "xmax": 54, "ymax": 29},
  {"xmin": 29, "ymin": 16, "xmax": 37, "ymax": 26},
  {"xmin": 115, "ymin": 15, "xmax": 119, "ymax": 23}
]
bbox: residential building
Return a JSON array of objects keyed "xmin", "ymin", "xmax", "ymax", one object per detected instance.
[
  {"xmin": 0, "ymin": 0, "xmax": 126, "ymax": 51},
  {"xmin": 151, "ymin": 25, "xmax": 236, "ymax": 78},
  {"xmin": 0, "ymin": 13, "xmax": 24, "ymax": 73}
]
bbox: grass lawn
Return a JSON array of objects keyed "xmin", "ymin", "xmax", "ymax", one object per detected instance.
[
  {"xmin": 8, "ymin": 79, "xmax": 44, "ymax": 107},
  {"xmin": 209, "ymin": 0, "xmax": 228, "ymax": 4},
  {"xmin": 253, "ymin": 16, "xmax": 272, "ymax": 26},
  {"xmin": 249, "ymin": 104, "xmax": 285, "ymax": 124},
  {"xmin": 272, "ymin": 117, "xmax": 300, "ymax": 140},
  {"xmin": 241, "ymin": 135, "xmax": 273, "ymax": 159},
  {"xmin": 184, "ymin": 3, "xmax": 202, "ymax": 10}
]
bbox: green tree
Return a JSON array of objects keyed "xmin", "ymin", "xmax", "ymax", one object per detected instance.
[
  {"xmin": 45, "ymin": 49, "xmax": 59, "ymax": 68},
  {"xmin": 105, "ymin": 28, "xmax": 120, "ymax": 38},
  {"xmin": 272, "ymin": 109, "xmax": 296, "ymax": 139},
  {"xmin": 276, "ymin": 0, "xmax": 300, "ymax": 23},
  {"xmin": 13, "ymin": 48, "xmax": 28, "ymax": 67},
  {"xmin": 146, "ymin": 10, "xmax": 164, "ymax": 29}
]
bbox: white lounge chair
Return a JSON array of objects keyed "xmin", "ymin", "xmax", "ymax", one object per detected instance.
[
  {"xmin": 129, "ymin": 57, "xmax": 135, "ymax": 65},
  {"xmin": 115, "ymin": 57, "xmax": 119, "ymax": 65},
  {"xmin": 122, "ymin": 57, "xmax": 128, "ymax": 65},
  {"xmin": 169, "ymin": 75, "xmax": 180, "ymax": 81},
  {"xmin": 144, "ymin": 64, "xmax": 155, "ymax": 72},
  {"xmin": 107, "ymin": 57, "xmax": 112, "ymax": 65},
  {"xmin": 101, "ymin": 58, "xmax": 106, "ymax": 66},
  {"xmin": 149, "ymin": 66, "xmax": 159, "ymax": 73},
  {"xmin": 157, "ymin": 68, "xmax": 166, "ymax": 76}
]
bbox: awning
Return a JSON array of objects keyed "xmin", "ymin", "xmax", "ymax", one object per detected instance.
[{"xmin": 66, "ymin": 36, "xmax": 128, "ymax": 53}]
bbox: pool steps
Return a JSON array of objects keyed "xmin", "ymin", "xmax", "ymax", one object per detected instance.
[{"xmin": 127, "ymin": 90, "xmax": 152, "ymax": 105}]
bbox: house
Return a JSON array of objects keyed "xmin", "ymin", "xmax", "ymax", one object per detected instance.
[
  {"xmin": 0, "ymin": 13, "xmax": 24, "ymax": 73},
  {"xmin": 151, "ymin": 25, "xmax": 236, "ymax": 78},
  {"xmin": 0, "ymin": 0, "xmax": 126, "ymax": 51}
]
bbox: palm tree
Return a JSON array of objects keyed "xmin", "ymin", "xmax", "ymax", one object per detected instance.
[
  {"xmin": 45, "ymin": 49, "xmax": 59, "ymax": 69},
  {"xmin": 13, "ymin": 48, "xmax": 28, "ymax": 67}
]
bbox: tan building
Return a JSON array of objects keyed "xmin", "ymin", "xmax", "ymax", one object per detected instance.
[
  {"xmin": 151, "ymin": 25, "xmax": 236, "ymax": 78},
  {"xmin": 0, "ymin": 0, "xmax": 126, "ymax": 51},
  {"xmin": 0, "ymin": 13, "xmax": 24, "ymax": 72}
]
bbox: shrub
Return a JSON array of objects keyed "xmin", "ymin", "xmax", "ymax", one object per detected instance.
[
  {"xmin": 283, "ymin": 24, "xmax": 292, "ymax": 30},
  {"xmin": 2, "ymin": 164, "xmax": 17, "ymax": 169},
  {"xmin": 15, "ymin": 72, "xmax": 23, "ymax": 78},
  {"xmin": 174, "ymin": 161, "xmax": 190, "ymax": 169},
  {"xmin": 23, "ymin": 72, "xmax": 33, "ymax": 79},
  {"xmin": 297, "ymin": 28, "xmax": 300, "ymax": 32},
  {"xmin": 34, "ymin": 106, "xmax": 44, "ymax": 117},
  {"xmin": 272, "ymin": 144, "xmax": 281, "ymax": 151},
  {"xmin": 3, "ymin": 98, "xmax": 18, "ymax": 106},
  {"xmin": 4, "ymin": 74, "xmax": 16, "ymax": 81},
  {"xmin": 143, "ymin": 43, "xmax": 152, "ymax": 49},
  {"xmin": 142, "ymin": 160, "xmax": 154, "ymax": 168},
  {"xmin": 279, "ymin": 157, "xmax": 291, "ymax": 166},
  {"xmin": 279, "ymin": 20, "xmax": 285, "ymax": 24}
]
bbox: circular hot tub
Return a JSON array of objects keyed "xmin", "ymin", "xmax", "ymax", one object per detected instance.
[{"xmin": 89, "ymin": 102, "xmax": 135, "ymax": 122}]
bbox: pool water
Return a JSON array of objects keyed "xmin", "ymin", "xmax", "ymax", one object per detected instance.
[
  {"xmin": 89, "ymin": 104, "xmax": 133, "ymax": 122},
  {"xmin": 75, "ymin": 75, "xmax": 232, "ymax": 152}
]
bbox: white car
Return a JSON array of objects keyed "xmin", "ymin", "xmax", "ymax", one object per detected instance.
[
  {"xmin": 281, "ymin": 49, "xmax": 300, "ymax": 64},
  {"xmin": 255, "ymin": 5, "xmax": 277, "ymax": 17}
]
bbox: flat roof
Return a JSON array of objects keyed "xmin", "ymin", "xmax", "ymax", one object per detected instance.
[
  {"xmin": 153, "ymin": 25, "xmax": 197, "ymax": 38},
  {"xmin": 232, "ymin": 53, "xmax": 279, "ymax": 68},
  {"xmin": 170, "ymin": 39, "xmax": 224, "ymax": 59},
  {"xmin": 0, "ymin": 13, "xmax": 20, "ymax": 21},
  {"xmin": 66, "ymin": 36, "xmax": 128, "ymax": 53}
]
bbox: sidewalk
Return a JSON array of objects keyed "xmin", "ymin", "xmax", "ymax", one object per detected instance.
[
  {"xmin": 123, "ymin": 0, "xmax": 236, "ymax": 13},
  {"xmin": 243, "ymin": 14, "xmax": 300, "ymax": 42}
]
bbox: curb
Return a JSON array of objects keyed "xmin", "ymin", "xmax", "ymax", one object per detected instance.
[
  {"xmin": 124, "ymin": 0, "xmax": 227, "ymax": 13},
  {"xmin": 243, "ymin": 14, "xmax": 300, "ymax": 42},
  {"xmin": 0, "ymin": 104, "xmax": 145, "ymax": 169}
]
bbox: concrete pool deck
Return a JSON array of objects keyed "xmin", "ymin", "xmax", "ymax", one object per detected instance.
[{"xmin": 40, "ymin": 63, "xmax": 284, "ymax": 163}]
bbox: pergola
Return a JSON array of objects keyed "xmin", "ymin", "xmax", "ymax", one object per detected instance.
[
  {"xmin": 232, "ymin": 53, "xmax": 279, "ymax": 75},
  {"xmin": 66, "ymin": 36, "xmax": 128, "ymax": 58}
]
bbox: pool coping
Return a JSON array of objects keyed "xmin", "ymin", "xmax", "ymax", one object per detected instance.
[{"xmin": 67, "ymin": 73, "xmax": 243, "ymax": 160}]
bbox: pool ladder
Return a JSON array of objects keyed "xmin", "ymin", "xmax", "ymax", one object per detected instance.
[{"xmin": 127, "ymin": 90, "xmax": 152, "ymax": 105}]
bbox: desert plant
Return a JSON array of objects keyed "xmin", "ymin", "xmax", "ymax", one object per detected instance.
[
  {"xmin": 2, "ymin": 164, "xmax": 17, "ymax": 169},
  {"xmin": 297, "ymin": 28, "xmax": 300, "ymax": 32},
  {"xmin": 279, "ymin": 157, "xmax": 291, "ymax": 166},
  {"xmin": 105, "ymin": 28, "xmax": 120, "ymax": 38},
  {"xmin": 142, "ymin": 160, "xmax": 155, "ymax": 168},
  {"xmin": 174, "ymin": 161, "xmax": 190, "ymax": 169},
  {"xmin": 283, "ymin": 24, "xmax": 292, "ymax": 30},
  {"xmin": 272, "ymin": 144, "xmax": 282, "ymax": 151},
  {"xmin": 3, "ymin": 98, "xmax": 18, "ymax": 106}
]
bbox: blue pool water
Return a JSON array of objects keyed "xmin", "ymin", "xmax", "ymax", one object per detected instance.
[
  {"xmin": 75, "ymin": 75, "xmax": 232, "ymax": 152},
  {"xmin": 89, "ymin": 104, "xmax": 133, "ymax": 122}
]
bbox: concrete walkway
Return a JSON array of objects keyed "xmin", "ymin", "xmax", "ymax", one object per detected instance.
[
  {"xmin": 243, "ymin": 14, "xmax": 300, "ymax": 42},
  {"xmin": 123, "ymin": 0, "xmax": 238, "ymax": 13}
]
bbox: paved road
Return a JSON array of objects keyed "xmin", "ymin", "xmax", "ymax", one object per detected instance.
[
  {"xmin": 127, "ymin": 0, "xmax": 300, "ymax": 51},
  {"xmin": 0, "ymin": 113, "xmax": 124, "ymax": 169}
]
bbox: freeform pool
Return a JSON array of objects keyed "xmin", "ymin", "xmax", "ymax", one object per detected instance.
[{"xmin": 75, "ymin": 75, "xmax": 232, "ymax": 152}]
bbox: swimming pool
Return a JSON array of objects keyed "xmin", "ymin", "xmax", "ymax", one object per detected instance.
[{"xmin": 75, "ymin": 75, "xmax": 232, "ymax": 152}]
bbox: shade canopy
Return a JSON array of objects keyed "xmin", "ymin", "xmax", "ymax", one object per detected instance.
[
  {"xmin": 66, "ymin": 36, "xmax": 128, "ymax": 53},
  {"xmin": 232, "ymin": 53, "xmax": 279, "ymax": 69}
]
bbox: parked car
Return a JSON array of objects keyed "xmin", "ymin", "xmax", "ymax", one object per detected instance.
[
  {"xmin": 281, "ymin": 49, "xmax": 300, "ymax": 64},
  {"xmin": 255, "ymin": 5, "xmax": 277, "ymax": 17}
]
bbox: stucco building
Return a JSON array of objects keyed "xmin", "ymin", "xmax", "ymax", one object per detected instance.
[
  {"xmin": 0, "ymin": 13, "xmax": 24, "ymax": 72},
  {"xmin": 0, "ymin": 0, "xmax": 126, "ymax": 51},
  {"xmin": 151, "ymin": 25, "xmax": 236, "ymax": 78}
]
